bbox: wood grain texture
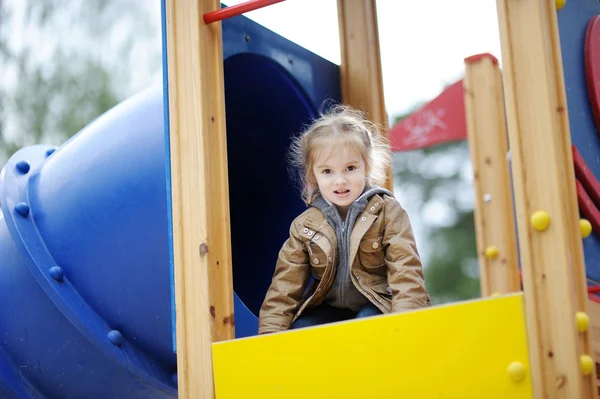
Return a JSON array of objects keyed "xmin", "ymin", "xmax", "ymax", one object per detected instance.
[
  {"xmin": 463, "ymin": 55, "xmax": 520, "ymax": 297},
  {"xmin": 164, "ymin": 0, "xmax": 235, "ymax": 397},
  {"xmin": 495, "ymin": 0, "xmax": 596, "ymax": 397},
  {"xmin": 337, "ymin": 0, "xmax": 393, "ymax": 191}
]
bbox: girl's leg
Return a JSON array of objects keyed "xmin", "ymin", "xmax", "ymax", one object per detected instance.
[
  {"xmin": 290, "ymin": 305, "xmax": 354, "ymax": 329},
  {"xmin": 355, "ymin": 303, "xmax": 382, "ymax": 319}
]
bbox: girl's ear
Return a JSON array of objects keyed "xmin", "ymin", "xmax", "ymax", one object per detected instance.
[{"xmin": 307, "ymin": 171, "xmax": 317, "ymax": 189}]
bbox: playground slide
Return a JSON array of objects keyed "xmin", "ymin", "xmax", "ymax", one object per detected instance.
[
  {"xmin": 0, "ymin": 87, "xmax": 242, "ymax": 398},
  {"xmin": 0, "ymin": 83, "xmax": 298, "ymax": 398}
]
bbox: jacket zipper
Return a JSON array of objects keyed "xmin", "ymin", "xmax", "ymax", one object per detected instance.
[
  {"xmin": 347, "ymin": 213, "xmax": 387, "ymax": 312},
  {"xmin": 351, "ymin": 273, "xmax": 387, "ymax": 312},
  {"xmin": 293, "ymin": 233, "xmax": 337, "ymax": 321}
]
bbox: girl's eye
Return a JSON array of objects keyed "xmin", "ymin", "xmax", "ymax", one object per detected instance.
[
  {"xmin": 347, "ymin": 165, "xmax": 356, "ymax": 171},
  {"xmin": 322, "ymin": 169, "xmax": 331, "ymax": 174}
]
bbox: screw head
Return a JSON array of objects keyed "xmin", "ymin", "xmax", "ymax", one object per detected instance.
[
  {"xmin": 49, "ymin": 266, "xmax": 64, "ymax": 282},
  {"xmin": 14, "ymin": 202, "xmax": 30, "ymax": 217},
  {"xmin": 108, "ymin": 330, "xmax": 123, "ymax": 346},
  {"xmin": 576, "ymin": 311, "xmax": 590, "ymax": 332},
  {"xmin": 16, "ymin": 161, "xmax": 31, "ymax": 174},
  {"xmin": 507, "ymin": 361, "xmax": 526, "ymax": 382},
  {"xmin": 580, "ymin": 219, "xmax": 592, "ymax": 238},
  {"xmin": 531, "ymin": 211, "xmax": 550, "ymax": 231}
]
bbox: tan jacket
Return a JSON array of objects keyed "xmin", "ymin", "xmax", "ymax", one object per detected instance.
[{"xmin": 258, "ymin": 193, "xmax": 430, "ymax": 334}]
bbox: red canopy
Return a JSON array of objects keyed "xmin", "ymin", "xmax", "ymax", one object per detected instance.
[{"xmin": 388, "ymin": 79, "xmax": 467, "ymax": 152}]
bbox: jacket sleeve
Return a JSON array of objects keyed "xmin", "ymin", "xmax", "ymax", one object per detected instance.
[
  {"xmin": 382, "ymin": 197, "xmax": 431, "ymax": 312},
  {"xmin": 258, "ymin": 219, "xmax": 311, "ymax": 334}
]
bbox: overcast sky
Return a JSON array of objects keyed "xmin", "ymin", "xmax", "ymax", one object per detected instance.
[{"xmin": 221, "ymin": 0, "xmax": 503, "ymax": 119}]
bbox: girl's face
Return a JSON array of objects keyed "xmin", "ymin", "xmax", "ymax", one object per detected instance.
[{"xmin": 312, "ymin": 140, "xmax": 366, "ymax": 216}]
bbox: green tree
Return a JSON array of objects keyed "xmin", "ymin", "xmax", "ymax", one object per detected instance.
[
  {"xmin": 392, "ymin": 109, "xmax": 480, "ymax": 305},
  {"xmin": 0, "ymin": 1, "xmax": 160, "ymax": 164}
]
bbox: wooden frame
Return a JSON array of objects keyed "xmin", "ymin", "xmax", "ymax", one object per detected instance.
[
  {"xmin": 463, "ymin": 54, "xmax": 520, "ymax": 297},
  {"xmin": 164, "ymin": 0, "xmax": 235, "ymax": 397},
  {"xmin": 337, "ymin": 0, "xmax": 393, "ymax": 191},
  {"xmin": 495, "ymin": 0, "xmax": 596, "ymax": 397}
]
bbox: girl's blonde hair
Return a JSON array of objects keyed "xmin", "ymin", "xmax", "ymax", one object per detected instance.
[{"xmin": 288, "ymin": 104, "xmax": 392, "ymax": 204}]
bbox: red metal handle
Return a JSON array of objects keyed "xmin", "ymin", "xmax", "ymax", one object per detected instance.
[{"xmin": 204, "ymin": 0, "xmax": 285, "ymax": 24}]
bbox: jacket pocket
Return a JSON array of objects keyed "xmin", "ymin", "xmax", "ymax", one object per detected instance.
[
  {"xmin": 308, "ymin": 242, "xmax": 328, "ymax": 279},
  {"xmin": 358, "ymin": 235, "xmax": 385, "ymax": 268},
  {"xmin": 370, "ymin": 277, "xmax": 392, "ymax": 299}
]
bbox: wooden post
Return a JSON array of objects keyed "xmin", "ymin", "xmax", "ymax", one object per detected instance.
[
  {"xmin": 495, "ymin": 0, "xmax": 596, "ymax": 397},
  {"xmin": 163, "ymin": 0, "xmax": 235, "ymax": 397},
  {"xmin": 463, "ymin": 54, "xmax": 521, "ymax": 297},
  {"xmin": 336, "ymin": 0, "xmax": 393, "ymax": 191}
]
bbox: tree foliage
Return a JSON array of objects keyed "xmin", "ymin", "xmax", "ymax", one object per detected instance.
[
  {"xmin": 0, "ymin": 1, "xmax": 159, "ymax": 163},
  {"xmin": 392, "ymin": 111, "xmax": 480, "ymax": 304}
]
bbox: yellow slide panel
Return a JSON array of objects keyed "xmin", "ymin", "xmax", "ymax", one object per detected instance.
[{"xmin": 212, "ymin": 293, "xmax": 532, "ymax": 399}]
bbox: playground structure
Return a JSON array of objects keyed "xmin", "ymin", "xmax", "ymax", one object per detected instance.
[{"xmin": 0, "ymin": 0, "xmax": 600, "ymax": 398}]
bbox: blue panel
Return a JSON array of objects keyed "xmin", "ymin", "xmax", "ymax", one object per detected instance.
[
  {"xmin": 557, "ymin": 2, "xmax": 600, "ymax": 283},
  {"xmin": 160, "ymin": 0, "xmax": 177, "ymax": 354},
  {"xmin": 225, "ymin": 53, "xmax": 316, "ymax": 315},
  {"xmin": 221, "ymin": 13, "xmax": 341, "ymax": 110}
]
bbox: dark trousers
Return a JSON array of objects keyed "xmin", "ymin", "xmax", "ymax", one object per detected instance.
[{"xmin": 290, "ymin": 302, "xmax": 382, "ymax": 330}]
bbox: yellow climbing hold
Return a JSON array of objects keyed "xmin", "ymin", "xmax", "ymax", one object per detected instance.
[
  {"xmin": 556, "ymin": 0, "xmax": 566, "ymax": 9},
  {"xmin": 507, "ymin": 361, "xmax": 526, "ymax": 383},
  {"xmin": 576, "ymin": 311, "xmax": 590, "ymax": 332},
  {"xmin": 485, "ymin": 245, "xmax": 499, "ymax": 259},
  {"xmin": 531, "ymin": 211, "xmax": 550, "ymax": 231},
  {"xmin": 580, "ymin": 355, "xmax": 594, "ymax": 375},
  {"xmin": 580, "ymin": 219, "xmax": 592, "ymax": 238}
]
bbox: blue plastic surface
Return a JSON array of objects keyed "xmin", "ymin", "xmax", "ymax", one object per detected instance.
[
  {"xmin": 557, "ymin": 2, "xmax": 600, "ymax": 284},
  {"xmin": 0, "ymin": 6, "xmax": 340, "ymax": 398}
]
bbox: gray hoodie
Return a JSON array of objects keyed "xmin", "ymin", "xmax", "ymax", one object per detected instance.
[{"xmin": 311, "ymin": 186, "xmax": 394, "ymax": 311}]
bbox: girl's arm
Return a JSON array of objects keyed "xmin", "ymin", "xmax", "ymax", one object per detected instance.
[
  {"xmin": 382, "ymin": 197, "xmax": 431, "ymax": 312},
  {"xmin": 258, "ymin": 220, "xmax": 310, "ymax": 334}
]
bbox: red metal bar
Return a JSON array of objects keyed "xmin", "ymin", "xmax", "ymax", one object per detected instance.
[
  {"xmin": 588, "ymin": 285, "xmax": 600, "ymax": 293},
  {"xmin": 589, "ymin": 293, "xmax": 600, "ymax": 304},
  {"xmin": 204, "ymin": 0, "xmax": 285, "ymax": 24}
]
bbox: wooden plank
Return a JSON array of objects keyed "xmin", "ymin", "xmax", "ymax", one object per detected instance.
[
  {"xmin": 213, "ymin": 294, "xmax": 532, "ymax": 399},
  {"xmin": 495, "ymin": 0, "xmax": 596, "ymax": 397},
  {"xmin": 586, "ymin": 298, "xmax": 600, "ymax": 398},
  {"xmin": 463, "ymin": 54, "xmax": 520, "ymax": 297},
  {"xmin": 163, "ymin": 0, "xmax": 235, "ymax": 397},
  {"xmin": 337, "ymin": 0, "xmax": 393, "ymax": 191},
  {"xmin": 587, "ymin": 298, "xmax": 600, "ymax": 362}
]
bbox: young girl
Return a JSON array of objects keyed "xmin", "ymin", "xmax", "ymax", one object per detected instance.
[{"xmin": 258, "ymin": 105, "xmax": 430, "ymax": 334}]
